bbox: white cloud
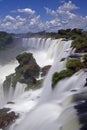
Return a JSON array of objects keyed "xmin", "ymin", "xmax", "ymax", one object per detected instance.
[
  {"xmin": 0, "ymin": 1, "xmax": 87, "ymax": 32},
  {"xmin": 0, "ymin": 11, "xmax": 41, "ymax": 32},
  {"xmin": 1, "ymin": 22, "xmax": 11, "ymax": 28},
  {"xmin": 4, "ymin": 15, "xmax": 15, "ymax": 22},
  {"xmin": 44, "ymin": 1, "xmax": 87, "ymax": 31},
  {"xmin": 17, "ymin": 8, "xmax": 35, "ymax": 15},
  {"xmin": 16, "ymin": 16, "xmax": 26, "ymax": 22},
  {"xmin": 58, "ymin": 1, "xmax": 79, "ymax": 12},
  {"xmin": 1, "ymin": 15, "xmax": 26, "ymax": 32},
  {"xmin": 44, "ymin": 7, "xmax": 57, "ymax": 16},
  {"xmin": 1, "ymin": 21, "xmax": 17, "ymax": 31},
  {"xmin": 29, "ymin": 15, "xmax": 40, "ymax": 26},
  {"xmin": 45, "ymin": 1, "xmax": 79, "ymax": 16},
  {"xmin": 46, "ymin": 19, "xmax": 60, "ymax": 27}
]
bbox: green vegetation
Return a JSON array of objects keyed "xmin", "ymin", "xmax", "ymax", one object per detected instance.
[
  {"xmin": 27, "ymin": 28, "xmax": 83, "ymax": 39},
  {"xmin": 60, "ymin": 58, "xmax": 65, "ymax": 62},
  {"xmin": 52, "ymin": 69, "xmax": 74, "ymax": 88},
  {"xmin": 0, "ymin": 31, "xmax": 13, "ymax": 49},
  {"xmin": 66, "ymin": 59, "xmax": 83, "ymax": 72},
  {"xmin": 48, "ymin": 29, "xmax": 87, "ymax": 52},
  {"xmin": 16, "ymin": 52, "xmax": 33, "ymax": 66},
  {"xmin": 1, "ymin": 29, "xmax": 86, "ymax": 53},
  {"xmin": 16, "ymin": 52, "xmax": 40, "ymax": 78},
  {"xmin": 71, "ymin": 36, "xmax": 87, "ymax": 52},
  {"xmin": 52, "ymin": 59, "xmax": 83, "ymax": 89},
  {"xmin": 83, "ymin": 54, "xmax": 87, "ymax": 63},
  {"xmin": 27, "ymin": 29, "xmax": 87, "ymax": 52}
]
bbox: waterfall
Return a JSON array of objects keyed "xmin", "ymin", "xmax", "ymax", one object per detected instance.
[
  {"xmin": 0, "ymin": 60, "xmax": 18, "ymax": 106},
  {"xmin": 52, "ymin": 70, "xmax": 86, "ymax": 100},
  {"xmin": 13, "ymin": 82, "xmax": 27, "ymax": 99},
  {"xmin": 9, "ymin": 71, "xmax": 85, "ymax": 130},
  {"xmin": 40, "ymin": 40, "xmax": 72, "ymax": 102},
  {"xmin": 0, "ymin": 37, "xmax": 86, "ymax": 130},
  {"xmin": 22, "ymin": 38, "xmax": 51, "ymax": 51},
  {"xmin": 8, "ymin": 39, "xmax": 80, "ymax": 130},
  {"xmin": 21, "ymin": 38, "xmax": 59, "ymax": 67},
  {"xmin": 57, "ymin": 105, "xmax": 80, "ymax": 130},
  {"xmin": 0, "ymin": 37, "xmax": 60, "ymax": 105}
]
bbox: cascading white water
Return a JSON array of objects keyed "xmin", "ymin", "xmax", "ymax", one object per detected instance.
[
  {"xmin": 22, "ymin": 37, "xmax": 51, "ymax": 51},
  {"xmin": 0, "ymin": 37, "xmax": 86, "ymax": 130},
  {"xmin": 57, "ymin": 105, "xmax": 80, "ymax": 130},
  {"xmin": 0, "ymin": 60, "xmax": 18, "ymax": 106},
  {"xmin": 22, "ymin": 37, "xmax": 59, "ymax": 67},
  {"xmin": 9, "ymin": 102, "xmax": 63, "ymax": 130},
  {"xmin": 7, "ymin": 39, "xmax": 80, "ymax": 130},
  {"xmin": 0, "ymin": 37, "xmax": 59, "ymax": 106},
  {"xmin": 40, "ymin": 40, "xmax": 72, "ymax": 102},
  {"xmin": 13, "ymin": 82, "xmax": 27, "ymax": 99},
  {"xmin": 52, "ymin": 70, "xmax": 86, "ymax": 100}
]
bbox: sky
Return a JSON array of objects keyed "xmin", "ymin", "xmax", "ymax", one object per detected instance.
[{"xmin": 0, "ymin": 0, "xmax": 87, "ymax": 33}]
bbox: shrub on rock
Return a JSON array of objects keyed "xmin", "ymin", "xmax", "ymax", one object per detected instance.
[
  {"xmin": 66, "ymin": 59, "xmax": 83, "ymax": 72},
  {"xmin": 83, "ymin": 54, "xmax": 87, "ymax": 63},
  {"xmin": 52, "ymin": 69, "xmax": 74, "ymax": 88},
  {"xmin": 52, "ymin": 59, "xmax": 83, "ymax": 89}
]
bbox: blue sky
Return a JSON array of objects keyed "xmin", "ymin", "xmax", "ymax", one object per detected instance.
[{"xmin": 0, "ymin": 0, "xmax": 87, "ymax": 33}]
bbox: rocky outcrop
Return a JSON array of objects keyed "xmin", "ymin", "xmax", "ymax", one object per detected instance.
[
  {"xmin": 3, "ymin": 53, "xmax": 52, "ymax": 93},
  {"xmin": 41, "ymin": 65, "xmax": 51, "ymax": 77},
  {"xmin": 0, "ymin": 108, "xmax": 18, "ymax": 130},
  {"xmin": 16, "ymin": 52, "xmax": 40, "ymax": 76},
  {"xmin": 3, "ymin": 52, "xmax": 41, "ymax": 91}
]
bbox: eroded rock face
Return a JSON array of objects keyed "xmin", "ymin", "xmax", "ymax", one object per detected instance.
[
  {"xmin": 0, "ymin": 108, "xmax": 18, "ymax": 130},
  {"xmin": 3, "ymin": 52, "xmax": 41, "ymax": 91},
  {"xmin": 41, "ymin": 65, "xmax": 51, "ymax": 77}
]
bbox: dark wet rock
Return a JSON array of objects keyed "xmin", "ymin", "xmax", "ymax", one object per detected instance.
[
  {"xmin": 25, "ymin": 79, "xmax": 43, "ymax": 91},
  {"xmin": 0, "ymin": 108, "xmax": 18, "ymax": 130},
  {"xmin": 60, "ymin": 58, "xmax": 65, "ymax": 62},
  {"xmin": 84, "ymin": 78, "xmax": 87, "ymax": 87},
  {"xmin": 75, "ymin": 101, "xmax": 87, "ymax": 130},
  {"xmin": 7, "ymin": 102, "xmax": 15, "ymax": 104},
  {"xmin": 61, "ymin": 38, "xmax": 69, "ymax": 41},
  {"xmin": 75, "ymin": 47, "xmax": 87, "ymax": 53},
  {"xmin": 68, "ymin": 54, "xmax": 81, "ymax": 59},
  {"xmin": 41, "ymin": 65, "xmax": 51, "ymax": 76},
  {"xmin": 71, "ymin": 89, "xmax": 77, "ymax": 92}
]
